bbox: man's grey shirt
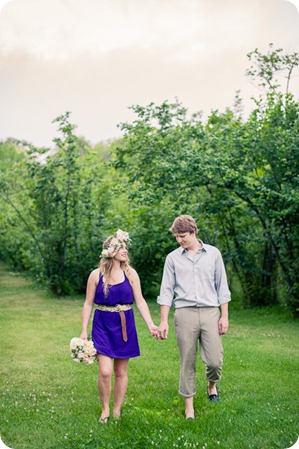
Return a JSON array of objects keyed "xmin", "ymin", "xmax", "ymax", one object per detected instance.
[{"xmin": 157, "ymin": 242, "xmax": 231, "ymax": 309}]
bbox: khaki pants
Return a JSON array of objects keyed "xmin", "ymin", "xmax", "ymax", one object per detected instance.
[{"xmin": 174, "ymin": 307, "xmax": 224, "ymax": 397}]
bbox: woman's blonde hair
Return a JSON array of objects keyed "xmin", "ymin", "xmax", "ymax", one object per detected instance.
[{"xmin": 99, "ymin": 235, "xmax": 133, "ymax": 296}]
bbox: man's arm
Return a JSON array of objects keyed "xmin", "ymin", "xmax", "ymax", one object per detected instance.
[
  {"xmin": 157, "ymin": 255, "xmax": 175, "ymax": 340},
  {"xmin": 158, "ymin": 305, "xmax": 170, "ymax": 339},
  {"xmin": 214, "ymin": 249, "xmax": 230, "ymax": 335},
  {"xmin": 214, "ymin": 250, "xmax": 231, "ymax": 305},
  {"xmin": 218, "ymin": 302, "xmax": 229, "ymax": 335}
]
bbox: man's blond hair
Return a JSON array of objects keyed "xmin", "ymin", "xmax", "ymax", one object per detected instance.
[{"xmin": 169, "ymin": 215, "xmax": 198, "ymax": 235}]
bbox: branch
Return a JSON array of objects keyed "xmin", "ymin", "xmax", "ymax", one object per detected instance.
[{"xmin": 0, "ymin": 190, "xmax": 45, "ymax": 261}]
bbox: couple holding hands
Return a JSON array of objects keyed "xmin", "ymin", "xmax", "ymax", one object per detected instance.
[{"xmin": 80, "ymin": 215, "xmax": 231, "ymax": 423}]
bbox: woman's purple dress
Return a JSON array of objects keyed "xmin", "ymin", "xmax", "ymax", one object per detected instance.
[{"xmin": 91, "ymin": 274, "xmax": 140, "ymax": 359}]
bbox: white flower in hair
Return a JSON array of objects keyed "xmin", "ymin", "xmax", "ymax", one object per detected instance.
[{"xmin": 101, "ymin": 229, "xmax": 131, "ymax": 259}]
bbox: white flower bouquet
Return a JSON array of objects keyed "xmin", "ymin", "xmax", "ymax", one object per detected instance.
[{"xmin": 70, "ymin": 337, "xmax": 97, "ymax": 364}]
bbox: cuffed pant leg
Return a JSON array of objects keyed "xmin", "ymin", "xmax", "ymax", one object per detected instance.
[
  {"xmin": 174, "ymin": 308, "xmax": 200, "ymax": 397},
  {"xmin": 199, "ymin": 308, "xmax": 223, "ymax": 383}
]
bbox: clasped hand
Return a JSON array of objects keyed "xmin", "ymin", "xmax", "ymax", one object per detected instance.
[{"xmin": 151, "ymin": 323, "xmax": 168, "ymax": 340}]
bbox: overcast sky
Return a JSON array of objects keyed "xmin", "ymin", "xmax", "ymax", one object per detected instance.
[{"xmin": 0, "ymin": 0, "xmax": 299, "ymax": 148}]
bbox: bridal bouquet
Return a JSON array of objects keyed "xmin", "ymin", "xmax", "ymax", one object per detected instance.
[{"xmin": 70, "ymin": 337, "xmax": 97, "ymax": 364}]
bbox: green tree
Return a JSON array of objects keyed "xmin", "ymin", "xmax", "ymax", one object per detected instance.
[
  {"xmin": 24, "ymin": 112, "xmax": 116, "ymax": 294},
  {"xmin": 0, "ymin": 114, "xmax": 127, "ymax": 295},
  {"xmin": 113, "ymin": 46, "xmax": 299, "ymax": 315},
  {"xmin": 115, "ymin": 102, "xmax": 275, "ymax": 307}
]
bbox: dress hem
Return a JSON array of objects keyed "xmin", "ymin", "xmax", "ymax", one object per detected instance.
[{"xmin": 96, "ymin": 350, "xmax": 140, "ymax": 359}]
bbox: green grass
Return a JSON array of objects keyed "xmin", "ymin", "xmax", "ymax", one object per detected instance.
[{"xmin": 0, "ymin": 262, "xmax": 298, "ymax": 449}]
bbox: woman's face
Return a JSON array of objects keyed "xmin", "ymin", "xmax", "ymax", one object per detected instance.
[{"xmin": 114, "ymin": 243, "xmax": 128, "ymax": 262}]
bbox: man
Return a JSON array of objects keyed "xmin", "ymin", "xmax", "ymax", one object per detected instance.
[{"xmin": 157, "ymin": 215, "xmax": 231, "ymax": 420}]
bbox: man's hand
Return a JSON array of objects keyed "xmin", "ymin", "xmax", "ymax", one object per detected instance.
[
  {"xmin": 156, "ymin": 322, "xmax": 169, "ymax": 340},
  {"xmin": 218, "ymin": 316, "xmax": 229, "ymax": 335}
]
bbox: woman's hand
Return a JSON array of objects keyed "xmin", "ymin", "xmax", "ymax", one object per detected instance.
[
  {"xmin": 80, "ymin": 330, "xmax": 88, "ymax": 342},
  {"xmin": 148, "ymin": 323, "xmax": 159, "ymax": 337}
]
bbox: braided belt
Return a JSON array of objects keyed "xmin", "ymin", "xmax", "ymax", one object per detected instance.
[
  {"xmin": 97, "ymin": 304, "xmax": 132, "ymax": 342},
  {"xmin": 97, "ymin": 304, "xmax": 132, "ymax": 312}
]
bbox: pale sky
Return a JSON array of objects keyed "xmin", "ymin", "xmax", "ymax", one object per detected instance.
[{"xmin": 0, "ymin": 0, "xmax": 299, "ymax": 148}]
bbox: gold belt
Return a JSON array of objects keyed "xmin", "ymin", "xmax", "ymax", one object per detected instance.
[
  {"xmin": 97, "ymin": 304, "xmax": 132, "ymax": 312},
  {"xmin": 97, "ymin": 304, "xmax": 132, "ymax": 342}
]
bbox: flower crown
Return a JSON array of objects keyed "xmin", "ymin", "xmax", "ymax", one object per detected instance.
[{"xmin": 101, "ymin": 229, "xmax": 131, "ymax": 259}]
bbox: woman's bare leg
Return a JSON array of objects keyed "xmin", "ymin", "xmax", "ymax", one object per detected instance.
[
  {"xmin": 113, "ymin": 358, "xmax": 129, "ymax": 418},
  {"xmin": 98, "ymin": 355, "xmax": 113, "ymax": 419}
]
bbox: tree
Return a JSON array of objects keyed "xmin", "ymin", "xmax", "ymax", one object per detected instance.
[
  {"xmin": 246, "ymin": 43, "xmax": 299, "ymax": 96},
  {"xmin": 113, "ymin": 46, "xmax": 299, "ymax": 315},
  {"xmin": 0, "ymin": 114, "xmax": 126, "ymax": 295}
]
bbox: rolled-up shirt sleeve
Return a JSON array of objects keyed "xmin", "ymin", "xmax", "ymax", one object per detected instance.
[
  {"xmin": 214, "ymin": 251, "xmax": 231, "ymax": 305},
  {"xmin": 157, "ymin": 255, "xmax": 175, "ymax": 307}
]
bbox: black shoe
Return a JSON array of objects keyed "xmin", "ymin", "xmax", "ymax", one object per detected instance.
[{"xmin": 207, "ymin": 386, "xmax": 219, "ymax": 402}]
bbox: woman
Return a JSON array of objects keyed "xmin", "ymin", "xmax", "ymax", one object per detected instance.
[{"xmin": 80, "ymin": 229, "xmax": 158, "ymax": 423}]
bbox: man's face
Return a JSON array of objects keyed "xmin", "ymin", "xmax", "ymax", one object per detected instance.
[{"xmin": 174, "ymin": 232, "xmax": 195, "ymax": 250}]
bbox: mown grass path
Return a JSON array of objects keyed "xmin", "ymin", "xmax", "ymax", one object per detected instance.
[{"xmin": 0, "ymin": 263, "xmax": 298, "ymax": 449}]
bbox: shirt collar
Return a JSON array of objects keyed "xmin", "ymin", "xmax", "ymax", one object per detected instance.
[{"xmin": 180, "ymin": 239, "xmax": 207, "ymax": 254}]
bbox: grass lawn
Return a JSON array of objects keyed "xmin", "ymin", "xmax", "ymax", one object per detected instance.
[{"xmin": 0, "ymin": 262, "xmax": 298, "ymax": 449}]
